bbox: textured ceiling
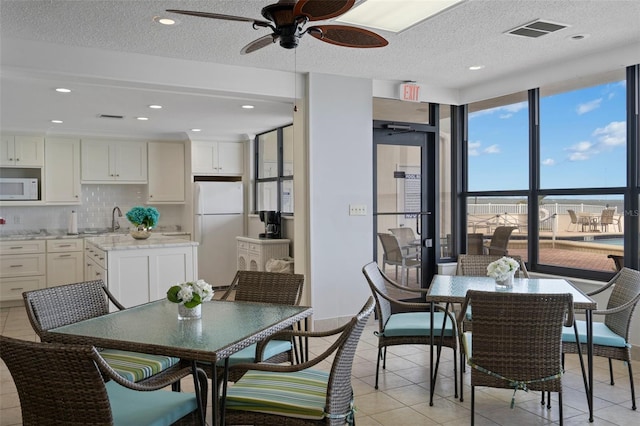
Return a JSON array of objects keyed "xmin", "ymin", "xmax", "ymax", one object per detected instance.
[{"xmin": 1, "ymin": 0, "xmax": 639, "ymax": 141}]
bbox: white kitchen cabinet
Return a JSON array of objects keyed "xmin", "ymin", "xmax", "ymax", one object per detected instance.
[
  {"xmin": 236, "ymin": 237, "xmax": 290, "ymax": 272},
  {"xmin": 81, "ymin": 139, "xmax": 147, "ymax": 183},
  {"xmin": 147, "ymin": 142, "xmax": 185, "ymax": 203},
  {"xmin": 44, "ymin": 137, "xmax": 81, "ymax": 204},
  {"xmin": 46, "ymin": 239, "xmax": 84, "ymax": 286},
  {"xmin": 0, "ymin": 240, "xmax": 46, "ymax": 301},
  {"xmin": 192, "ymin": 141, "xmax": 244, "ymax": 175},
  {"xmin": 0, "ymin": 134, "xmax": 45, "ymax": 167}
]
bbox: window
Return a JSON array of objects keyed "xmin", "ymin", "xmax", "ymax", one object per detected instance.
[{"xmin": 255, "ymin": 124, "xmax": 294, "ymax": 214}]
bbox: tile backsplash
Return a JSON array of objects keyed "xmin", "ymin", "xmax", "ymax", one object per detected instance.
[{"xmin": 0, "ymin": 185, "xmax": 184, "ymax": 234}]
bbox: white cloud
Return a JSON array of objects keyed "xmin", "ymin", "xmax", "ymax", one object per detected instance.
[
  {"xmin": 484, "ymin": 144, "xmax": 500, "ymax": 154},
  {"xmin": 468, "ymin": 141, "xmax": 481, "ymax": 156},
  {"xmin": 565, "ymin": 141, "xmax": 595, "ymax": 161},
  {"xmin": 542, "ymin": 158, "xmax": 555, "ymax": 166},
  {"xmin": 568, "ymin": 152, "xmax": 589, "ymax": 161},
  {"xmin": 576, "ymin": 98, "xmax": 602, "ymax": 115},
  {"xmin": 593, "ymin": 121, "xmax": 626, "ymax": 146}
]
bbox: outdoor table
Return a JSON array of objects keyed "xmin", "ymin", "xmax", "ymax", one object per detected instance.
[
  {"xmin": 426, "ymin": 275, "xmax": 597, "ymax": 422},
  {"xmin": 46, "ymin": 299, "xmax": 313, "ymax": 426}
]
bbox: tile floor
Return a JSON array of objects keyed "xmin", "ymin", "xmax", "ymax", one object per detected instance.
[{"xmin": 1, "ymin": 303, "xmax": 639, "ymax": 425}]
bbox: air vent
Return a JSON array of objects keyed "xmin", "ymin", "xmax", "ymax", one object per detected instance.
[
  {"xmin": 506, "ymin": 20, "xmax": 569, "ymax": 38},
  {"xmin": 98, "ymin": 114, "xmax": 125, "ymax": 119}
]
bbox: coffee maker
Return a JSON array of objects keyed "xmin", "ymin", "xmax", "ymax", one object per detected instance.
[{"xmin": 259, "ymin": 210, "xmax": 281, "ymax": 239}]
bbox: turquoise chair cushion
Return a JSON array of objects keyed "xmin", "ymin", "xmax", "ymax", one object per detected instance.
[
  {"xmin": 383, "ymin": 312, "xmax": 455, "ymax": 337},
  {"xmin": 105, "ymin": 380, "xmax": 198, "ymax": 426},
  {"xmin": 214, "ymin": 340, "xmax": 293, "ymax": 367},
  {"xmin": 100, "ymin": 349, "xmax": 180, "ymax": 382},
  {"xmin": 226, "ymin": 369, "xmax": 329, "ymax": 420},
  {"xmin": 562, "ymin": 320, "xmax": 628, "ymax": 348}
]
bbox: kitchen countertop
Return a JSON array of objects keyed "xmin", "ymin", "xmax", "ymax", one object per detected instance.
[
  {"xmin": 85, "ymin": 233, "xmax": 197, "ymax": 251},
  {"xmin": 0, "ymin": 228, "xmax": 190, "ymax": 241}
]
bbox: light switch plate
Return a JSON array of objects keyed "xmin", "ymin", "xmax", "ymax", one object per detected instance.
[{"xmin": 349, "ymin": 204, "xmax": 367, "ymax": 216}]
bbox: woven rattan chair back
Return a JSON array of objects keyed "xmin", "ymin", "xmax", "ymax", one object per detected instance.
[
  {"xmin": 389, "ymin": 227, "xmax": 416, "ymax": 248},
  {"xmin": 603, "ymin": 267, "xmax": 640, "ymax": 340},
  {"xmin": 607, "ymin": 254, "xmax": 624, "ymax": 271},
  {"xmin": 362, "ymin": 262, "xmax": 395, "ymax": 329},
  {"xmin": 486, "ymin": 226, "xmax": 517, "ymax": 255},
  {"xmin": 378, "ymin": 232, "xmax": 404, "ymax": 264},
  {"xmin": 461, "ymin": 291, "xmax": 573, "ymax": 423},
  {"xmin": 600, "ymin": 208, "xmax": 615, "ymax": 230},
  {"xmin": 23, "ymin": 279, "xmax": 124, "ymax": 338},
  {"xmin": 220, "ymin": 270, "xmax": 304, "ymax": 305},
  {"xmin": 456, "ymin": 254, "xmax": 529, "ymax": 278}
]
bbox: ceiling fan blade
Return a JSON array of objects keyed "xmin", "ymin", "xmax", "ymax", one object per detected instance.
[
  {"xmin": 166, "ymin": 9, "xmax": 271, "ymax": 28},
  {"xmin": 308, "ymin": 25, "xmax": 388, "ymax": 48},
  {"xmin": 293, "ymin": 0, "xmax": 355, "ymax": 21},
  {"xmin": 240, "ymin": 34, "xmax": 279, "ymax": 55}
]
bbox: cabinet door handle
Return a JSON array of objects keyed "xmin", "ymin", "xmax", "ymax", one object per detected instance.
[
  {"xmin": 58, "ymin": 254, "xmax": 71, "ymax": 257},
  {"xmin": 59, "ymin": 244, "xmax": 72, "ymax": 247},
  {"xmin": 15, "ymin": 158, "xmax": 20, "ymax": 161},
  {"xmin": 10, "ymin": 264, "xmax": 23, "ymax": 268},
  {"xmin": 95, "ymin": 272, "xmax": 101, "ymax": 276},
  {"xmin": 9, "ymin": 246, "xmax": 24, "ymax": 250},
  {"xmin": 10, "ymin": 287, "xmax": 24, "ymax": 291},
  {"xmin": 8, "ymin": 157, "xmax": 13, "ymax": 161}
]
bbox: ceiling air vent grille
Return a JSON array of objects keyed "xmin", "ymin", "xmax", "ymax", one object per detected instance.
[
  {"xmin": 98, "ymin": 114, "xmax": 125, "ymax": 119},
  {"xmin": 506, "ymin": 20, "xmax": 569, "ymax": 38}
]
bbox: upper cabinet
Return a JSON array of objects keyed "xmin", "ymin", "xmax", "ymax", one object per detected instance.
[
  {"xmin": 44, "ymin": 137, "xmax": 81, "ymax": 204},
  {"xmin": 192, "ymin": 141, "xmax": 244, "ymax": 175},
  {"xmin": 81, "ymin": 139, "xmax": 147, "ymax": 183},
  {"xmin": 0, "ymin": 135, "xmax": 44, "ymax": 167},
  {"xmin": 147, "ymin": 142, "xmax": 185, "ymax": 203}
]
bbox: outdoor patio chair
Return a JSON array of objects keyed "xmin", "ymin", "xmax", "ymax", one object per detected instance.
[
  {"xmin": 567, "ymin": 209, "xmax": 591, "ymax": 232},
  {"xmin": 22, "ymin": 280, "xmax": 184, "ymax": 387},
  {"xmin": 389, "ymin": 226, "xmax": 420, "ymax": 258},
  {"xmin": 484, "ymin": 226, "xmax": 517, "ymax": 255},
  {"xmin": 600, "ymin": 208, "xmax": 617, "ymax": 232},
  {"xmin": 362, "ymin": 261, "xmax": 458, "ymax": 394},
  {"xmin": 378, "ymin": 232, "xmax": 421, "ymax": 285},
  {"xmin": 561, "ymin": 267, "xmax": 640, "ymax": 410},
  {"xmin": 607, "ymin": 254, "xmax": 624, "ymax": 271},
  {"xmin": 222, "ymin": 297, "xmax": 375, "ymax": 426},
  {"xmin": 207, "ymin": 270, "xmax": 305, "ymax": 383},
  {"xmin": 0, "ymin": 335, "xmax": 208, "ymax": 426},
  {"xmin": 458, "ymin": 291, "xmax": 573, "ymax": 425}
]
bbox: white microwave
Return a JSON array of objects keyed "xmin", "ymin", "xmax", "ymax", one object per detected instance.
[{"xmin": 0, "ymin": 178, "xmax": 39, "ymax": 200}]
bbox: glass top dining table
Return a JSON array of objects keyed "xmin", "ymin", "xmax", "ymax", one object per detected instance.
[
  {"xmin": 46, "ymin": 299, "xmax": 313, "ymax": 426},
  {"xmin": 426, "ymin": 275, "xmax": 597, "ymax": 422}
]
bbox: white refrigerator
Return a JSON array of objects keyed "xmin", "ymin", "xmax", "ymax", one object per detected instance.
[{"xmin": 194, "ymin": 181, "xmax": 244, "ymax": 288}]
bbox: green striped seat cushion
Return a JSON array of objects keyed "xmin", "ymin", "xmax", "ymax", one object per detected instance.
[
  {"xmin": 100, "ymin": 349, "xmax": 180, "ymax": 382},
  {"xmin": 215, "ymin": 340, "xmax": 292, "ymax": 367},
  {"xmin": 105, "ymin": 380, "xmax": 197, "ymax": 426},
  {"xmin": 226, "ymin": 369, "xmax": 329, "ymax": 420}
]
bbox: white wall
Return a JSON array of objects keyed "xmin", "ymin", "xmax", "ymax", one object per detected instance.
[{"xmin": 306, "ymin": 73, "xmax": 373, "ymax": 327}]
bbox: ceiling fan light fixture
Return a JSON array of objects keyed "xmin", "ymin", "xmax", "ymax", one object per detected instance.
[{"xmin": 336, "ymin": 0, "xmax": 465, "ymax": 33}]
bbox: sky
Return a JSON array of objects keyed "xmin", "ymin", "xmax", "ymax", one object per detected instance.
[{"xmin": 467, "ymin": 79, "xmax": 627, "ymax": 192}]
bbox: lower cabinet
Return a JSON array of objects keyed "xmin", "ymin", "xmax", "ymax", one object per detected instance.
[
  {"xmin": 47, "ymin": 239, "xmax": 84, "ymax": 287},
  {"xmin": 0, "ymin": 240, "xmax": 46, "ymax": 301},
  {"xmin": 236, "ymin": 237, "xmax": 290, "ymax": 272}
]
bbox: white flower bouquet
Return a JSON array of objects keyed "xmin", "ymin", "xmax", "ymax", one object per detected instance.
[
  {"xmin": 166, "ymin": 279, "xmax": 214, "ymax": 308},
  {"xmin": 486, "ymin": 256, "xmax": 520, "ymax": 282}
]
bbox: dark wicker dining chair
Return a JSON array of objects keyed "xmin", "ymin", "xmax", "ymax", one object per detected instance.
[
  {"xmin": 484, "ymin": 226, "xmax": 517, "ymax": 255},
  {"xmin": 23, "ymin": 280, "xmax": 184, "ymax": 387},
  {"xmin": 0, "ymin": 335, "xmax": 208, "ymax": 426},
  {"xmin": 561, "ymin": 267, "xmax": 640, "ymax": 410},
  {"xmin": 362, "ymin": 261, "xmax": 458, "ymax": 395},
  {"xmin": 206, "ymin": 270, "xmax": 305, "ymax": 383},
  {"xmin": 222, "ymin": 297, "xmax": 375, "ymax": 426},
  {"xmin": 458, "ymin": 291, "xmax": 574, "ymax": 425}
]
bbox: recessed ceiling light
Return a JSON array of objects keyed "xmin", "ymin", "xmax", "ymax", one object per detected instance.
[
  {"xmin": 148, "ymin": 105, "xmax": 162, "ymax": 109},
  {"xmin": 191, "ymin": 129, "xmax": 202, "ymax": 132},
  {"xmin": 241, "ymin": 105, "xmax": 255, "ymax": 109},
  {"xmin": 154, "ymin": 16, "xmax": 177, "ymax": 26},
  {"xmin": 55, "ymin": 88, "xmax": 71, "ymax": 93},
  {"xmin": 51, "ymin": 120, "xmax": 63, "ymax": 124},
  {"xmin": 469, "ymin": 65, "xmax": 485, "ymax": 71},
  {"xmin": 136, "ymin": 117, "xmax": 149, "ymax": 121}
]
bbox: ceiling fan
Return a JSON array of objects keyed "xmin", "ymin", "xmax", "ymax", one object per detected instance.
[{"xmin": 167, "ymin": 0, "xmax": 388, "ymax": 55}]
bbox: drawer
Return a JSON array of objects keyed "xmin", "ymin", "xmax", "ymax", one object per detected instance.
[
  {"xmin": 248, "ymin": 243, "xmax": 260, "ymax": 254},
  {"xmin": 0, "ymin": 240, "xmax": 46, "ymax": 255},
  {"xmin": 0, "ymin": 254, "xmax": 46, "ymax": 278},
  {"xmin": 47, "ymin": 239, "xmax": 83, "ymax": 252},
  {"xmin": 0, "ymin": 275, "xmax": 46, "ymax": 301},
  {"xmin": 87, "ymin": 247, "xmax": 107, "ymax": 269},
  {"xmin": 238, "ymin": 241, "xmax": 249, "ymax": 250}
]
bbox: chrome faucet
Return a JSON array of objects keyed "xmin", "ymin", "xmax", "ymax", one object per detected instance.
[{"xmin": 112, "ymin": 206, "xmax": 123, "ymax": 232}]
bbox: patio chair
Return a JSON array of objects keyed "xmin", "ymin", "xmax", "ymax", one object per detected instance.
[
  {"xmin": 362, "ymin": 262, "xmax": 458, "ymax": 394},
  {"xmin": 458, "ymin": 291, "xmax": 573, "ymax": 425},
  {"xmin": 222, "ymin": 297, "xmax": 375, "ymax": 425},
  {"xmin": 600, "ymin": 208, "xmax": 616, "ymax": 232},
  {"xmin": 389, "ymin": 226, "xmax": 420, "ymax": 258},
  {"xmin": 561, "ymin": 267, "xmax": 640, "ymax": 410},
  {"xmin": 22, "ymin": 280, "xmax": 184, "ymax": 387},
  {"xmin": 484, "ymin": 226, "xmax": 517, "ymax": 255},
  {"xmin": 209, "ymin": 270, "xmax": 305, "ymax": 383},
  {"xmin": 378, "ymin": 232, "xmax": 421, "ymax": 285},
  {"xmin": 607, "ymin": 254, "xmax": 624, "ymax": 271},
  {"xmin": 467, "ymin": 233, "xmax": 485, "ymax": 254},
  {"xmin": 0, "ymin": 335, "xmax": 208, "ymax": 426},
  {"xmin": 567, "ymin": 209, "xmax": 590, "ymax": 232}
]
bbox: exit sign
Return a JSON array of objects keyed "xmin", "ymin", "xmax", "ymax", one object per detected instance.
[{"xmin": 400, "ymin": 83, "xmax": 421, "ymax": 102}]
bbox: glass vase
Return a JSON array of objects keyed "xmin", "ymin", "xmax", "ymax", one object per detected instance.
[
  {"xmin": 495, "ymin": 273, "xmax": 514, "ymax": 289},
  {"xmin": 178, "ymin": 304, "xmax": 202, "ymax": 320}
]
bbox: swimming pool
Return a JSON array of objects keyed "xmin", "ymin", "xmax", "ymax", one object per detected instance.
[{"xmin": 593, "ymin": 238, "xmax": 624, "ymax": 246}]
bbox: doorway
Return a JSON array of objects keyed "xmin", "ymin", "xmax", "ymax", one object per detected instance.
[{"xmin": 373, "ymin": 121, "xmax": 437, "ymax": 288}]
